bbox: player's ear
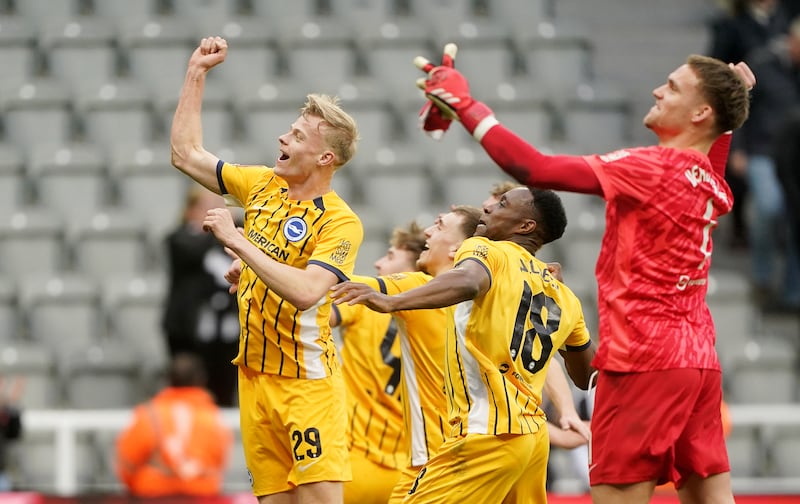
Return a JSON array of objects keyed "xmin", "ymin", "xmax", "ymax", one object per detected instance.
[
  {"xmin": 318, "ymin": 150, "xmax": 336, "ymax": 167},
  {"xmin": 519, "ymin": 218, "xmax": 537, "ymax": 235},
  {"xmin": 692, "ymin": 104, "xmax": 713, "ymax": 125}
]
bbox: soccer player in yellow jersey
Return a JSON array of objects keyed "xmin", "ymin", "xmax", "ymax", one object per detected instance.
[
  {"xmin": 171, "ymin": 37, "xmax": 362, "ymax": 504},
  {"xmin": 331, "ymin": 222, "xmax": 426, "ymax": 504},
  {"xmin": 331, "ymin": 187, "xmax": 597, "ymax": 503}
]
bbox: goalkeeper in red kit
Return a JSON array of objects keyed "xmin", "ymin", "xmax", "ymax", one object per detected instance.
[{"xmin": 415, "ymin": 48, "xmax": 754, "ymax": 504}]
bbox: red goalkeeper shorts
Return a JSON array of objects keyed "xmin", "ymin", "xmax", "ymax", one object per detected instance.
[{"xmin": 589, "ymin": 368, "xmax": 730, "ymax": 488}]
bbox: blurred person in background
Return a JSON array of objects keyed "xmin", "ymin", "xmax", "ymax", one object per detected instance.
[
  {"xmin": 734, "ymin": 16, "xmax": 800, "ymax": 311},
  {"xmin": 163, "ymin": 184, "xmax": 240, "ymax": 406},
  {"xmin": 115, "ymin": 352, "xmax": 232, "ymax": 498},
  {"xmin": 0, "ymin": 377, "xmax": 22, "ymax": 492},
  {"xmin": 708, "ymin": 0, "xmax": 791, "ymax": 249}
]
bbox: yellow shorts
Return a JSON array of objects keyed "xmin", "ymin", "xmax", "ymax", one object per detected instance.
[
  {"xmin": 404, "ymin": 429, "xmax": 549, "ymax": 504},
  {"xmin": 390, "ymin": 465, "xmax": 424, "ymax": 503},
  {"xmin": 238, "ymin": 366, "xmax": 351, "ymax": 497},
  {"xmin": 344, "ymin": 446, "xmax": 402, "ymax": 504}
]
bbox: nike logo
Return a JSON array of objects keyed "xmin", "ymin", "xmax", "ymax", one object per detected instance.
[{"xmin": 297, "ymin": 459, "xmax": 321, "ymax": 472}]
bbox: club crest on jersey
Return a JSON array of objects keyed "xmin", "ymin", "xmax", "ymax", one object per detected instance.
[{"xmin": 283, "ymin": 217, "xmax": 308, "ymax": 242}]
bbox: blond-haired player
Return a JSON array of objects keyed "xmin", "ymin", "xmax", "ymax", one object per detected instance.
[{"xmin": 171, "ymin": 36, "xmax": 362, "ymax": 504}]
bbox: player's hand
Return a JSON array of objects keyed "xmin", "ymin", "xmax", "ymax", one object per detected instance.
[
  {"xmin": 223, "ymin": 246, "xmax": 242, "ymax": 295},
  {"xmin": 418, "ymin": 43, "xmax": 458, "ymax": 139},
  {"xmin": 203, "ymin": 207, "xmax": 241, "ymax": 248},
  {"xmin": 546, "ymin": 262, "xmax": 564, "ymax": 282},
  {"xmin": 188, "ymin": 36, "xmax": 228, "ymax": 72},
  {"xmin": 414, "ymin": 43, "xmax": 497, "ymax": 139},
  {"xmin": 548, "ymin": 420, "xmax": 591, "ymax": 449},
  {"xmin": 330, "ymin": 282, "xmax": 395, "ymax": 312},
  {"xmin": 558, "ymin": 412, "xmax": 591, "ymax": 441},
  {"xmin": 729, "ymin": 61, "xmax": 755, "ymax": 90}
]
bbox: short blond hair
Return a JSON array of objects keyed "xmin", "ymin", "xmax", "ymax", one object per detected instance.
[{"xmin": 301, "ymin": 94, "xmax": 360, "ymax": 169}]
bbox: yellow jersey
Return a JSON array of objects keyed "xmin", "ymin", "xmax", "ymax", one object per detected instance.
[
  {"xmin": 218, "ymin": 161, "xmax": 363, "ymax": 379},
  {"xmin": 448, "ymin": 237, "xmax": 592, "ymax": 436},
  {"xmin": 365, "ymin": 272, "xmax": 449, "ymax": 468},
  {"xmin": 336, "ymin": 299, "xmax": 406, "ymax": 470}
]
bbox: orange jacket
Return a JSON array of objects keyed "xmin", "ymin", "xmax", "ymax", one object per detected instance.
[{"xmin": 115, "ymin": 387, "xmax": 233, "ymax": 497}]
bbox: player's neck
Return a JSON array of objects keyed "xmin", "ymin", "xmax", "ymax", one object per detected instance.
[{"xmin": 657, "ymin": 130, "xmax": 713, "ymax": 155}]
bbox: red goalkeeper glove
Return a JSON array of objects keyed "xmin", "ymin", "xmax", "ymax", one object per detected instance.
[
  {"xmin": 416, "ymin": 43, "xmax": 458, "ymax": 140},
  {"xmin": 414, "ymin": 43, "xmax": 498, "ymax": 141}
]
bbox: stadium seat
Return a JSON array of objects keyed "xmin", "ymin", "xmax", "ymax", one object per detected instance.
[
  {"xmin": 728, "ymin": 340, "xmax": 797, "ymax": 404},
  {"xmin": 67, "ymin": 210, "xmax": 150, "ymax": 282},
  {"xmin": 771, "ymin": 426, "xmax": 800, "ymax": 478},
  {"xmin": 707, "ymin": 270, "xmax": 759, "ymax": 371},
  {"xmin": 40, "ymin": 16, "xmax": 119, "ymax": 93},
  {"xmin": 349, "ymin": 204, "xmax": 393, "ymax": 275},
  {"xmin": 514, "ymin": 20, "xmax": 593, "ymax": 98},
  {"xmin": 12, "ymin": 0, "xmax": 83, "ymax": 27},
  {"xmin": 0, "ymin": 277, "xmax": 18, "ymax": 344},
  {"xmin": 354, "ymin": 142, "xmax": 439, "ymax": 228},
  {"xmin": 27, "ymin": 142, "xmax": 110, "ymax": 226},
  {"xmin": 280, "ymin": 17, "xmax": 359, "ymax": 92},
  {"xmin": 250, "ymin": 0, "xmax": 318, "ymax": 19},
  {"xmin": 101, "ymin": 273, "xmax": 169, "ymax": 392},
  {"xmin": 155, "ymin": 78, "xmax": 236, "ymax": 152},
  {"xmin": 109, "ymin": 142, "xmax": 191, "ymax": 241},
  {"xmin": 561, "ymin": 81, "xmax": 631, "ymax": 154},
  {"xmin": 0, "ymin": 16, "xmax": 40, "ymax": 90},
  {"xmin": 434, "ymin": 158, "xmax": 512, "ymax": 209},
  {"xmin": 0, "ymin": 142, "xmax": 28, "ymax": 213},
  {"xmin": 725, "ymin": 424, "xmax": 762, "ymax": 478},
  {"xmin": 193, "ymin": 16, "xmax": 281, "ymax": 93},
  {"xmin": 328, "ymin": 0, "xmax": 397, "ymax": 24},
  {"xmin": 0, "ymin": 78, "xmax": 75, "ymax": 148},
  {"xmin": 118, "ymin": 16, "xmax": 196, "ymax": 102},
  {"xmin": 357, "ymin": 19, "xmax": 435, "ymax": 102},
  {"xmin": 169, "ymin": 0, "xmax": 242, "ymax": 20},
  {"xmin": 0, "ymin": 341, "xmax": 59, "ymax": 409},
  {"xmin": 10, "ymin": 429, "xmax": 98, "ymax": 493},
  {"xmin": 61, "ymin": 340, "xmax": 143, "ymax": 409},
  {"xmin": 74, "ymin": 78, "xmax": 156, "ymax": 149},
  {"xmin": 18, "ymin": 273, "xmax": 103, "ymax": 356},
  {"xmin": 0, "ymin": 208, "xmax": 67, "ymax": 281},
  {"xmin": 223, "ymin": 435, "xmax": 250, "ymax": 492},
  {"xmin": 486, "ymin": 78, "xmax": 555, "ymax": 147},
  {"xmin": 89, "ymin": 0, "xmax": 163, "ymax": 23}
]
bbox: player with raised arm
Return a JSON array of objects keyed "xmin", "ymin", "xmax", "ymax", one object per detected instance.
[
  {"xmin": 171, "ymin": 36, "xmax": 362, "ymax": 504},
  {"xmin": 331, "ymin": 187, "xmax": 597, "ymax": 503},
  {"xmin": 414, "ymin": 47, "xmax": 754, "ymax": 503}
]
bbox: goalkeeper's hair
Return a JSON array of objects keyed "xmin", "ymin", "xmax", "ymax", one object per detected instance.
[
  {"xmin": 529, "ymin": 188, "xmax": 567, "ymax": 246},
  {"xmin": 301, "ymin": 93, "xmax": 360, "ymax": 169},
  {"xmin": 391, "ymin": 221, "xmax": 427, "ymax": 262},
  {"xmin": 687, "ymin": 54, "xmax": 750, "ymax": 135}
]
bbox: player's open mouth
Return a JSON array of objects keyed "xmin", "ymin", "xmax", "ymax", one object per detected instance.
[{"xmin": 279, "ymin": 152, "xmax": 289, "ymax": 161}]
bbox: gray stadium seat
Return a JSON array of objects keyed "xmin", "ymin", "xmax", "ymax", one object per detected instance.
[
  {"xmin": 357, "ymin": 20, "xmax": 434, "ymax": 102},
  {"xmin": 0, "ymin": 208, "xmax": 67, "ymax": 281},
  {"xmin": 0, "ymin": 342, "xmax": 59, "ymax": 409},
  {"xmin": 728, "ymin": 338, "xmax": 797, "ymax": 404},
  {"xmin": 67, "ymin": 210, "xmax": 149, "ymax": 282},
  {"xmin": 350, "ymin": 205, "xmax": 392, "ymax": 275},
  {"xmin": 118, "ymin": 16, "xmax": 195, "ymax": 102},
  {"xmin": 74, "ymin": 78, "xmax": 156, "ymax": 149},
  {"xmin": 194, "ymin": 16, "xmax": 281, "ymax": 92},
  {"xmin": 170, "ymin": 0, "xmax": 242, "ymax": 20},
  {"xmin": 19, "ymin": 273, "xmax": 103, "ymax": 356},
  {"xmin": 487, "ymin": 79, "xmax": 555, "ymax": 147},
  {"xmin": 0, "ymin": 16, "xmax": 39, "ymax": 89},
  {"xmin": 280, "ymin": 17, "xmax": 359, "ymax": 92},
  {"xmin": 155, "ymin": 79, "xmax": 235, "ymax": 152},
  {"xmin": 561, "ymin": 81, "xmax": 632, "ymax": 154},
  {"xmin": 40, "ymin": 17, "xmax": 119, "ymax": 93},
  {"xmin": 355, "ymin": 143, "xmax": 438, "ymax": 228},
  {"xmin": 0, "ymin": 277, "xmax": 18, "ymax": 343},
  {"xmin": 725, "ymin": 424, "xmax": 763, "ymax": 478},
  {"xmin": 10, "ymin": 429, "xmax": 98, "ymax": 493},
  {"xmin": 515, "ymin": 20, "xmax": 593, "ymax": 97},
  {"xmin": 101, "ymin": 273, "xmax": 169, "ymax": 392},
  {"xmin": 90, "ymin": 0, "xmax": 163, "ymax": 23},
  {"xmin": 328, "ymin": 0, "xmax": 397, "ymax": 24},
  {"xmin": 1, "ymin": 78, "xmax": 74, "ymax": 148},
  {"xmin": 771, "ymin": 426, "xmax": 800, "ymax": 477},
  {"xmin": 707, "ymin": 270, "xmax": 758, "ymax": 371},
  {"xmin": 0, "ymin": 142, "xmax": 28, "ymax": 213},
  {"xmin": 28, "ymin": 142, "xmax": 110, "ymax": 225},
  {"xmin": 12, "ymin": 0, "xmax": 83, "ymax": 27},
  {"xmin": 337, "ymin": 78, "xmax": 397, "ymax": 159},
  {"xmin": 61, "ymin": 341, "xmax": 143, "ymax": 409},
  {"xmin": 109, "ymin": 142, "xmax": 191, "ymax": 241},
  {"xmin": 250, "ymin": 0, "xmax": 318, "ymax": 19}
]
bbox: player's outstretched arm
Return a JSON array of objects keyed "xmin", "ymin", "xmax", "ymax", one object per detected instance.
[
  {"xmin": 414, "ymin": 44, "xmax": 603, "ymax": 195},
  {"xmin": 171, "ymin": 36, "xmax": 228, "ymax": 193}
]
